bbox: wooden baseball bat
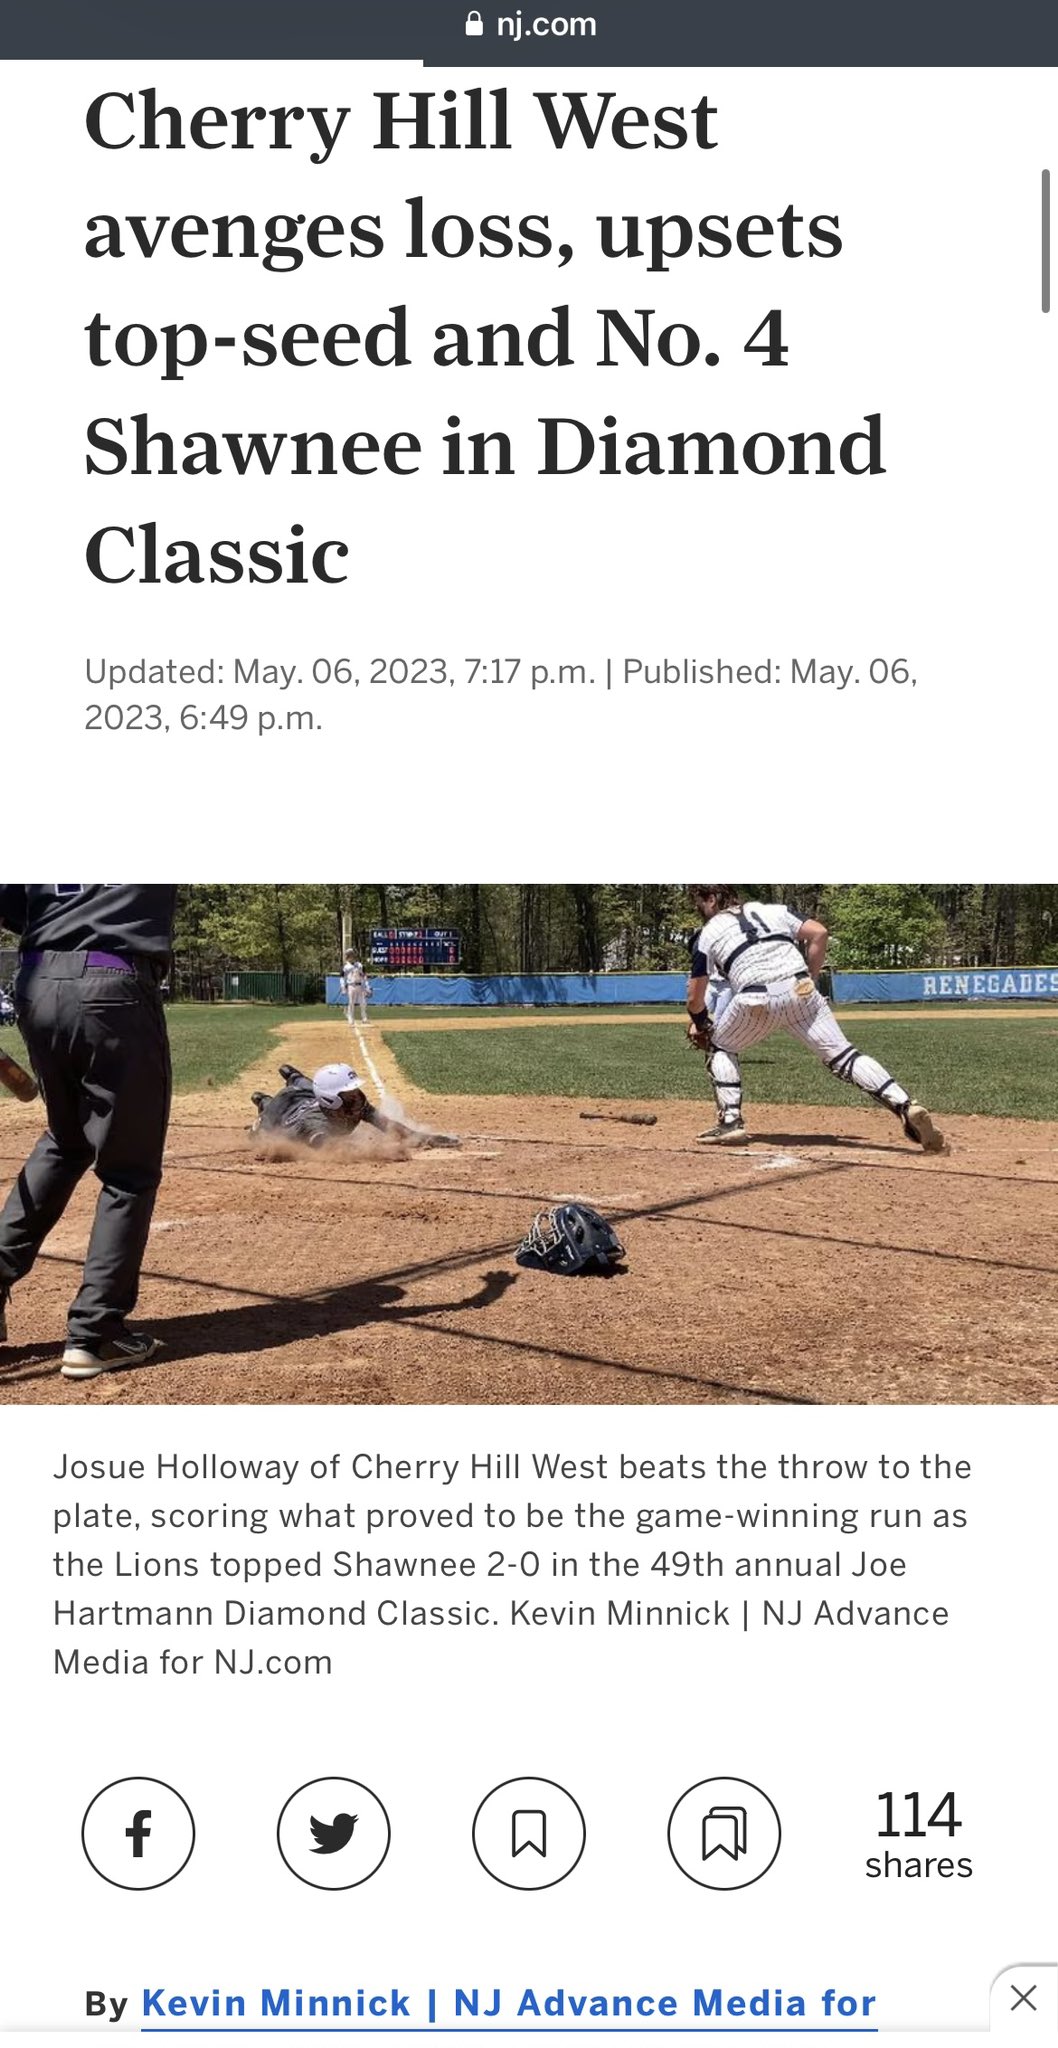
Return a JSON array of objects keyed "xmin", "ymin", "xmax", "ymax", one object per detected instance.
[
  {"xmin": 579, "ymin": 1110, "xmax": 657, "ymax": 1127},
  {"xmin": 0, "ymin": 1047, "xmax": 38, "ymax": 1103}
]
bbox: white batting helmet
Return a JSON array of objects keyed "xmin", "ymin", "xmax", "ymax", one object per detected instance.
[{"xmin": 313, "ymin": 1062, "xmax": 364, "ymax": 1108}]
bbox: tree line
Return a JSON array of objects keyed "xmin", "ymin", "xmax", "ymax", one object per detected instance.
[
  {"xmin": 4, "ymin": 886, "xmax": 1055, "ymax": 989},
  {"xmin": 163, "ymin": 883, "xmax": 1058, "ymax": 986}
]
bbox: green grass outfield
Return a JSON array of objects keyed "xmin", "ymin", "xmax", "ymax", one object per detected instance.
[
  {"xmin": 4, "ymin": 1001, "xmax": 1058, "ymax": 1116},
  {"xmin": 371, "ymin": 1000, "xmax": 1057, "ymax": 1019},
  {"xmin": 383, "ymin": 1014, "xmax": 1058, "ymax": 1120},
  {"xmin": 0, "ymin": 1004, "xmax": 307, "ymax": 1096}
]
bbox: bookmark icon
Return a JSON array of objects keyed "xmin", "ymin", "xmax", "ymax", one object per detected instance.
[
  {"xmin": 473, "ymin": 1778, "xmax": 585, "ymax": 1890},
  {"xmin": 702, "ymin": 1805, "xmax": 747, "ymax": 1861},
  {"xmin": 512, "ymin": 1809, "xmax": 548, "ymax": 1858},
  {"xmin": 668, "ymin": 1777, "xmax": 780, "ymax": 1891}
]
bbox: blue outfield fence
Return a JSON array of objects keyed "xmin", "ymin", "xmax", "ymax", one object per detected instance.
[
  {"xmin": 326, "ymin": 966, "xmax": 1058, "ymax": 1008},
  {"xmin": 326, "ymin": 972, "xmax": 688, "ymax": 1007},
  {"xmin": 832, "ymin": 967, "xmax": 1058, "ymax": 1003}
]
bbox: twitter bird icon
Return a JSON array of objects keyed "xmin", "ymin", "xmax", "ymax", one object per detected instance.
[
  {"xmin": 310, "ymin": 1813, "xmax": 358, "ymax": 1855},
  {"xmin": 278, "ymin": 1778, "xmax": 389, "ymax": 1890}
]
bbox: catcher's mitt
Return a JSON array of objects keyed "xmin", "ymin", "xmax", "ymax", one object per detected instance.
[{"xmin": 685, "ymin": 1016, "xmax": 713, "ymax": 1054}]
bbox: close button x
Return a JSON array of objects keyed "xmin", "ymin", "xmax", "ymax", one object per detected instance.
[{"xmin": 1010, "ymin": 1986, "xmax": 1038, "ymax": 2013}]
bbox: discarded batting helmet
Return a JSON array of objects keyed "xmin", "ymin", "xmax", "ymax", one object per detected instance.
[{"xmin": 515, "ymin": 1203, "xmax": 625, "ymax": 1276}]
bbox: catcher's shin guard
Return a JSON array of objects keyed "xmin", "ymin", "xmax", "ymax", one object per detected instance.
[
  {"xmin": 708, "ymin": 1046, "xmax": 742, "ymax": 1116},
  {"xmin": 825, "ymin": 1043, "xmax": 907, "ymax": 1111}
]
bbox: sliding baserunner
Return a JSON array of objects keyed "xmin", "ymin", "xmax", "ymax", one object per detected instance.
[{"xmin": 249, "ymin": 1062, "xmax": 459, "ymax": 1151}]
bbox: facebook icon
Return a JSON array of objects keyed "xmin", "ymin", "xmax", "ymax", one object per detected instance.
[
  {"xmin": 125, "ymin": 1810, "xmax": 152, "ymax": 1858},
  {"xmin": 83, "ymin": 1778, "xmax": 195, "ymax": 1890}
]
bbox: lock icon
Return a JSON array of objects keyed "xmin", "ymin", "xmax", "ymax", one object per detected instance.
[{"xmin": 465, "ymin": 8, "xmax": 484, "ymax": 31}]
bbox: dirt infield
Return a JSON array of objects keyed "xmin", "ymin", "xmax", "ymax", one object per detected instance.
[{"xmin": 1, "ymin": 1019, "xmax": 1056, "ymax": 1406}]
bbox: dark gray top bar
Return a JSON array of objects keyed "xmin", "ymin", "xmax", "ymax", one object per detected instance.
[{"xmin": 4, "ymin": 0, "xmax": 1057, "ymax": 63}]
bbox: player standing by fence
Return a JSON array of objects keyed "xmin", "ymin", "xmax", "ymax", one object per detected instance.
[{"xmin": 341, "ymin": 954, "xmax": 371, "ymax": 1027}]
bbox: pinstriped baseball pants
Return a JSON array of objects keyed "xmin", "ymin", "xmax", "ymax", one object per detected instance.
[{"xmin": 709, "ymin": 975, "xmax": 910, "ymax": 1116}]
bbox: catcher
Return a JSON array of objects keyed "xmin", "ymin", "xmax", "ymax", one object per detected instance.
[
  {"xmin": 249, "ymin": 1062, "xmax": 458, "ymax": 1150},
  {"xmin": 685, "ymin": 886, "xmax": 944, "ymax": 1151}
]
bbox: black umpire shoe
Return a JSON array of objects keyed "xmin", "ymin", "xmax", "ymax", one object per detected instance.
[{"xmin": 61, "ymin": 1329, "xmax": 161, "ymax": 1380}]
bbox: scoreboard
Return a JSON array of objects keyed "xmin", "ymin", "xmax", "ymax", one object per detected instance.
[{"xmin": 368, "ymin": 927, "xmax": 461, "ymax": 970}]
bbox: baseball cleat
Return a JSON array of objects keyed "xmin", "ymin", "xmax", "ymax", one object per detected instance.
[
  {"xmin": 696, "ymin": 1114, "xmax": 748, "ymax": 1145},
  {"xmin": 902, "ymin": 1101, "xmax": 945, "ymax": 1153},
  {"xmin": 61, "ymin": 1329, "xmax": 161, "ymax": 1380}
]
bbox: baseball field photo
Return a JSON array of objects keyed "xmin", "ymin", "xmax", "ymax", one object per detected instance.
[{"xmin": 1, "ymin": 882, "xmax": 1056, "ymax": 1406}]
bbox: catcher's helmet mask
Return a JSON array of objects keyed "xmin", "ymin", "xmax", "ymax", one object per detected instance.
[{"xmin": 515, "ymin": 1202, "xmax": 626, "ymax": 1277}]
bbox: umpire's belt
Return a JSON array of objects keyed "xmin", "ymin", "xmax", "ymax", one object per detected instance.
[
  {"xmin": 20, "ymin": 949, "xmax": 161, "ymax": 980},
  {"xmin": 742, "ymin": 972, "xmax": 813, "ymax": 993}
]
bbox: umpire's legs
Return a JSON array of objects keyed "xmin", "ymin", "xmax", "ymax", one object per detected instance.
[
  {"xmin": 0, "ymin": 960, "xmax": 172, "ymax": 1344},
  {"xmin": 0, "ymin": 975, "xmax": 93, "ymax": 1290},
  {"xmin": 70, "ymin": 974, "xmax": 172, "ymax": 1343},
  {"xmin": 0, "ymin": 1138, "xmax": 93, "ymax": 1291}
]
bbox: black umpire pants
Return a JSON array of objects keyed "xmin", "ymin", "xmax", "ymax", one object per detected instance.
[{"xmin": 0, "ymin": 952, "xmax": 172, "ymax": 1344}]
